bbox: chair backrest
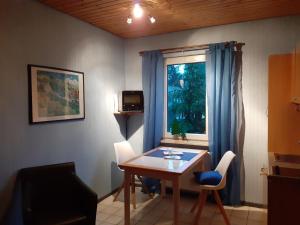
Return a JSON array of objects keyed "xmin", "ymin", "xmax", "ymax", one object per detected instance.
[
  {"xmin": 114, "ymin": 141, "xmax": 136, "ymax": 165},
  {"xmin": 20, "ymin": 162, "xmax": 76, "ymax": 182},
  {"xmin": 215, "ymin": 151, "xmax": 236, "ymax": 177},
  {"xmin": 19, "ymin": 162, "xmax": 77, "ymax": 212}
]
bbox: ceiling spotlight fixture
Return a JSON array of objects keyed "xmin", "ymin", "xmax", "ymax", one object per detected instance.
[
  {"xmin": 133, "ymin": 3, "xmax": 143, "ymax": 18},
  {"xmin": 126, "ymin": 2, "xmax": 157, "ymax": 24},
  {"xmin": 127, "ymin": 16, "xmax": 133, "ymax": 24},
  {"xmin": 149, "ymin": 16, "xmax": 156, "ymax": 24}
]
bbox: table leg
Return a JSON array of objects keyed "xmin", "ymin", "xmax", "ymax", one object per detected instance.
[
  {"xmin": 173, "ymin": 177, "xmax": 180, "ymax": 225},
  {"xmin": 124, "ymin": 171, "xmax": 131, "ymax": 225},
  {"xmin": 161, "ymin": 179, "xmax": 166, "ymax": 199},
  {"xmin": 131, "ymin": 174, "xmax": 136, "ymax": 209}
]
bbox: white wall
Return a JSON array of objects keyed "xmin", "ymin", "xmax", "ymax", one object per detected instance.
[
  {"xmin": 124, "ymin": 16, "xmax": 300, "ymax": 204},
  {"xmin": 0, "ymin": 0, "xmax": 125, "ymax": 224}
]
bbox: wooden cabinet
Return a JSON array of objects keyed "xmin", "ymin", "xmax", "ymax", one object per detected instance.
[
  {"xmin": 268, "ymin": 165, "xmax": 300, "ymax": 225},
  {"xmin": 268, "ymin": 54, "xmax": 300, "ymax": 155},
  {"xmin": 291, "ymin": 42, "xmax": 300, "ymax": 104},
  {"xmin": 268, "ymin": 174, "xmax": 300, "ymax": 225}
]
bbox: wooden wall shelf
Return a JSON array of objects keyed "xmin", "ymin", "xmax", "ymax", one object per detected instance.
[
  {"xmin": 113, "ymin": 111, "xmax": 143, "ymax": 139},
  {"xmin": 114, "ymin": 111, "xmax": 143, "ymax": 116}
]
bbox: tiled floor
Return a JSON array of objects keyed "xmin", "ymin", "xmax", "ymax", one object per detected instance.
[{"xmin": 96, "ymin": 188, "xmax": 267, "ymax": 225}]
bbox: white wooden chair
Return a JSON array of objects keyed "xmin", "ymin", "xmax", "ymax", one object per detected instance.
[
  {"xmin": 191, "ymin": 151, "xmax": 236, "ymax": 225},
  {"xmin": 113, "ymin": 141, "xmax": 150, "ymax": 208}
]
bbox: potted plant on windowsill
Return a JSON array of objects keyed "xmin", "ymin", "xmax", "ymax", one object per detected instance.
[
  {"xmin": 171, "ymin": 120, "xmax": 187, "ymax": 140},
  {"xmin": 180, "ymin": 132, "xmax": 187, "ymax": 140},
  {"xmin": 171, "ymin": 120, "xmax": 181, "ymax": 140}
]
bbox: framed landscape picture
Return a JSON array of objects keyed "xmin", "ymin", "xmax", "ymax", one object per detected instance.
[{"xmin": 28, "ymin": 65, "xmax": 85, "ymax": 123}]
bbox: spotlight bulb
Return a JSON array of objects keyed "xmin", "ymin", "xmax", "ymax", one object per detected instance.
[
  {"xmin": 133, "ymin": 3, "xmax": 143, "ymax": 18},
  {"xmin": 127, "ymin": 16, "xmax": 133, "ymax": 24},
  {"xmin": 149, "ymin": 16, "xmax": 156, "ymax": 24}
]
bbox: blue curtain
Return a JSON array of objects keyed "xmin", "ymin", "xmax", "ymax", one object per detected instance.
[
  {"xmin": 206, "ymin": 42, "xmax": 244, "ymax": 205},
  {"xmin": 142, "ymin": 50, "xmax": 164, "ymax": 193},
  {"xmin": 142, "ymin": 50, "xmax": 164, "ymax": 152}
]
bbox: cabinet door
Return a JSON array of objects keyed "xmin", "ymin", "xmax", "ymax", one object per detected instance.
[
  {"xmin": 291, "ymin": 41, "xmax": 300, "ymax": 103},
  {"xmin": 268, "ymin": 54, "xmax": 300, "ymax": 155},
  {"xmin": 268, "ymin": 175, "xmax": 300, "ymax": 225}
]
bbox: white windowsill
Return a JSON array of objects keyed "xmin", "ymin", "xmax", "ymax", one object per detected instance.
[{"xmin": 160, "ymin": 138, "xmax": 209, "ymax": 149}]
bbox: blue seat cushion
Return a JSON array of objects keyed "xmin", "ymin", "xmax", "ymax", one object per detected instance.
[{"xmin": 193, "ymin": 171, "xmax": 222, "ymax": 185}]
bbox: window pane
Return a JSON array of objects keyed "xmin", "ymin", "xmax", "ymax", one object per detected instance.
[{"xmin": 167, "ymin": 62, "xmax": 206, "ymax": 134}]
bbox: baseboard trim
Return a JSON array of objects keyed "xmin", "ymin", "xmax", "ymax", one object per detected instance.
[
  {"xmin": 241, "ymin": 201, "xmax": 267, "ymax": 209},
  {"xmin": 97, "ymin": 187, "xmax": 120, "ymax": 203}
]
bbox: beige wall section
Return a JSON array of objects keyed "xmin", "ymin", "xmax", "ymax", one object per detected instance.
[
  {"xmin": 268, "ymin": 54, "xmax": 300, "ymax": 155},
  {"xmin": 124, "ymin": 16, "xmax": 300, "ymax": 205}
]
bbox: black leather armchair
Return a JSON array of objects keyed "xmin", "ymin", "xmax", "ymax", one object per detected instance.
[{"xmin": 19, "ymin": 162, "xmax": 98, "ymax": 225}]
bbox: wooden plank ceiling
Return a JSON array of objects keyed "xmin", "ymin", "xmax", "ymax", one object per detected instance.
[{"xmin": 40, "ymin": 0, "xmax": 300, "ymax": 39}]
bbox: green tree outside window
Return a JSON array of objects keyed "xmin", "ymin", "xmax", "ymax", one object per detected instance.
[{"xmin": 167, "ymin": 62, "xmax": 206, "ymax": 135}]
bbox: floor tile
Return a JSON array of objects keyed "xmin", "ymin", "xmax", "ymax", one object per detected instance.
[
  {"xmin": 195, "ymin": 216, "xmax": 211, "ymax": 225},
  {"xmin": 104, "ymin": 215, "xmax": 123, "ymax": 224},
  {"xmin": 135, "ymin": 220, "xmax": 154, "ymax": 225},
  {"xmin": 136, "ymin": 218, "xmax": 158, "ymax": 225},
  {"xmin": 100, "ymin": 205, "xmax": 120, "ymax": 215},
  {"xmin": 155, "ymin": 217, "xmax": 173, "ymax": 225},
  {"xmin": 231, "ymin": 206, "xmax": 249, "ymax": 220},
  {"xmin": 248, "ymin": 208, "xmax": 267, "ymax": 222},
  {"xmin": 112, "ymin": 201, "xmax": 124, "ymax": 208},
  {"xmin": 230, "ymin": 215, "xmax": 248, "ymax": 225},
  {"xmin": 98, "ymin": 222, "xmax": 116, "ymax": 225},
  {"xmin": 96, "ymin": 212, "xmax": 111, "ymax": 222},
  {"xmin": 101, "ymin": 195, "xmax": 115, "ymax": 205},
  {"xmin": 97, "ymin": 188, "xmax": 267, "ymax": 225},
  {"xmin": 247, "ymin": 219, "xmax": 267, "ymax": 225}
]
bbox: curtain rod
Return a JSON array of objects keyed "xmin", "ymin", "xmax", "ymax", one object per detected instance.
[{"xmin": 139, "ymin": 42, "xmax": 245, "ymax": 55}]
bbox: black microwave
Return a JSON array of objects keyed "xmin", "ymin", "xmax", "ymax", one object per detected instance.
[{"xmin": 118, "ymin": 91, "xmax": 144, "ymax": 112}]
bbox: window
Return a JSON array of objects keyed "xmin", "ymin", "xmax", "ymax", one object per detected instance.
[{"xmin": 164, "ymin": 55, "xmax": 207, "ymax": 140}]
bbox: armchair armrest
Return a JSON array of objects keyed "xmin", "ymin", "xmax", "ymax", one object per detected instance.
[
  {"xmin": 70, "ymin": 173, "xmax": 98, "ymax": 202},
  {"xmin": 69, "ymin": 174, "xmax": 98, "ymax": 225}
]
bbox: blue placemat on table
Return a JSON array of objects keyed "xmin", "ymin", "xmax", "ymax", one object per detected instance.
[{"xmin": 147, "ymin": 149, "xmax": 197, "ymax": 161}]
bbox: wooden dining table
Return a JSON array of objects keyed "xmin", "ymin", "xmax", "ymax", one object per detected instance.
[{"xmin": 118, "ymin": 147, "xmax": 207, "ymax": 225}]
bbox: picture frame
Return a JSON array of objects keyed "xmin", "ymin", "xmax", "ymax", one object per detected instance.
[{"xmin": 28, "ymin": 64, "xmax": 85, "ymax": 124}]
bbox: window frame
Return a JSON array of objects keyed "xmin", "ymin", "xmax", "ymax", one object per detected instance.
[{"xmin": 163, "ymin": 54, "xmax": 208, "ymax": 141}]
